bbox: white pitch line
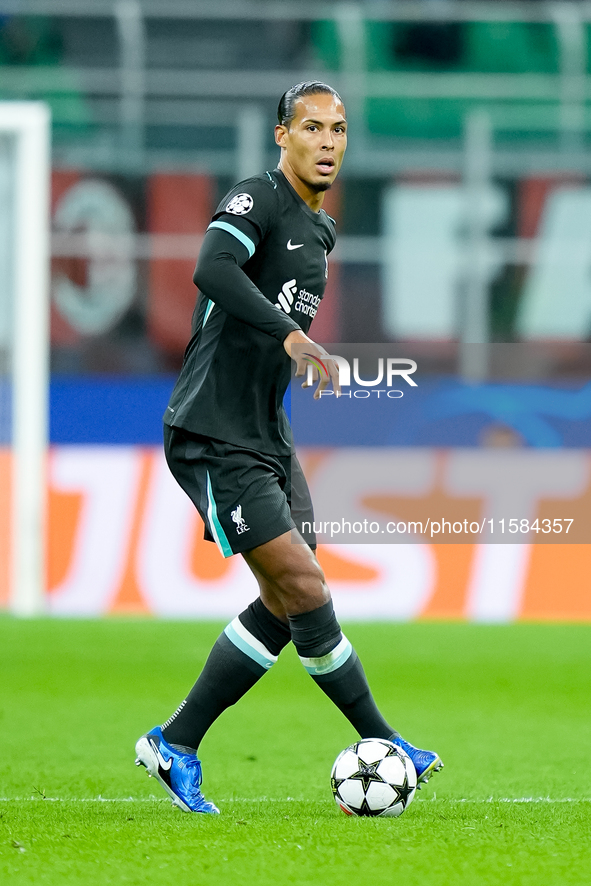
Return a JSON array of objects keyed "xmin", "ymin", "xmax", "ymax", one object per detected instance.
[
  {"xmin": 0, "ymin": 797, "xmax": 590, "ymax": 804},
  {"xmin": 439, "ymin": 798, "xmax": 591, "ymax": 804},
  {"xmin": 0, "ymin": 797, "xmax": 167, "ymax": 803}
]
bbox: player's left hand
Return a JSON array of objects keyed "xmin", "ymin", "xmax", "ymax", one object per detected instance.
[{"xmin": 283, "ymin": 330, "xmax": 341, "ymax": 400}]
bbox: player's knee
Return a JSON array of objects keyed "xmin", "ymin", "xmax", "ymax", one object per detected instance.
[{"xmin": 273, "ymin": 556, "xmax": 328, "ymax": 610}]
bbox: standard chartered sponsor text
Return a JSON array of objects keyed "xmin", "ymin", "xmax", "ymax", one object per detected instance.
[{"xmin": 301, "ymin": 518, "xmax": 574, "ymax": 538}]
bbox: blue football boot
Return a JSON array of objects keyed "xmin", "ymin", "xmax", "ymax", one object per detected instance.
[
  {"xmin": 135, "ymin": 726, "xmax": 219, "ymax": 814},
  {"xmin": 391, "ymin": 735, "xmax": 443, "ymax": 788}
]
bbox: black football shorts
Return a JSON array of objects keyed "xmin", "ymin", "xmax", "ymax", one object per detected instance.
[{"xmin": 163, "ymin": 425, "xmax": 316, "ymax": 557}]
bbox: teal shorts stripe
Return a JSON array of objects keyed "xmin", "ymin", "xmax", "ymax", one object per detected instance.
[
  {"xmin": 208, "ymin": 220, "xmax": 256, "ymax": 258},
  {"xmin": 299, "ymin": 636, "xmax": 353, "ymax": 676},
  {"xmin": 202, "ymin": 298, "xmax": 215, "ymax": 327},
  {"xmin": 224, "ymin": 618, "xmax": 278, "ymax": 670},
  {"xmin": 206, "ymin": 471, "xmax": 233, "ymax": 558}
]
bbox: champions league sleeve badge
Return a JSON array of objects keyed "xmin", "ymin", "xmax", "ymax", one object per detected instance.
[{"xmin": 226, "ymin": 193, "xmax": 254, "ymax": 215}]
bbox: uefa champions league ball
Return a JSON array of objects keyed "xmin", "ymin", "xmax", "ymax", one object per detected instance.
[{"xmin": 331, "ymin": 739, "xmax": 417, "ymax": 817}]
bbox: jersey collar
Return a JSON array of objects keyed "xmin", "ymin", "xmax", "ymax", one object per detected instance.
[{"xmin": 273, "ymin": 168, "xmax": 330, "ymax": 225}]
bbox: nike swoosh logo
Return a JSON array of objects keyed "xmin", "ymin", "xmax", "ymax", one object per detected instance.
[
  {"xmin": 151, "ymin": 741, "xmax": 173, "ymax": 771},
  {"xmin": 287, "ymin": 240, "xmax": 304, "ymax": 250}
]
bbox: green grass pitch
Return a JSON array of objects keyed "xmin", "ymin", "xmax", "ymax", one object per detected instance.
[{"xmin": 1, "ymin": 618, "xmax": 590, "ymax": 885}]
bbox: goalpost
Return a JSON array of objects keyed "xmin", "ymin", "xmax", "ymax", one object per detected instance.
[{"xmin": 0, "ymin": 102, "xmax": 51, "ymax": 617}]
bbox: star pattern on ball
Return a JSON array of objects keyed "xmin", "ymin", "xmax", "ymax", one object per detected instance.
[
  {"xmin": 394, "ymin": 773, "xmax": 415, "ymax": 806},
  {"xmin": 349, "ymin": 762, "xmax": 383, "ymax": 794}
]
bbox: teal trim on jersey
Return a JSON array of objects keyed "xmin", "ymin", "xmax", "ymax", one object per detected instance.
[
  {"xmin": 299, "ymin": 636, "xmax": 353, "ymax": 676},
  {"xmin": 208, "ymin": 220, "xmax": 256, "ymax": 258},
  {"xmin": 202, "ymin": 298, "xmax": 215, "ymax": 327},
  {"xmin": 224, "ymin": 618, "xmax": 277, "ymax": 671},
  {"xmin": 206, "ymin": 471, "xmax": 233, "ymax": 558}
]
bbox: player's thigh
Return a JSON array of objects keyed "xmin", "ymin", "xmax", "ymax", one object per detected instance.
[{"xmin": 243, "ymin": 530, "xmax": 330, "ymax": 614}]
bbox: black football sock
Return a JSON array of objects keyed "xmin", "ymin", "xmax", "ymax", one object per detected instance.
[
  {"xmin": 161, "ymin": 597, "xmax": 291, "ymax": 751},
  {"xmin": 289, "ymin": 600, "xmax": 394, "ymax": 740}
]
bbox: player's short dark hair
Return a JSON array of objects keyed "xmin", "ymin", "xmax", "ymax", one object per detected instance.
[{"xmin": 277, "ymin": 81, "xmax": 343, "ymax": 128}]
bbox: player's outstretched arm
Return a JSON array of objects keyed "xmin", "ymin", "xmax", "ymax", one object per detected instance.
[{"xmin": 283, "ymin": 330, "xmax": 341, "ymax": 400}]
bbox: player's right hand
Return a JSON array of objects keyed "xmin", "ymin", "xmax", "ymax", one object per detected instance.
[{"xmin": 283, "ymin": 330, "xmax": 341, "ymax": 400}]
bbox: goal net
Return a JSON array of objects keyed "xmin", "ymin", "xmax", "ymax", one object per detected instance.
[{"xmin": 0, "ymin": 102, "xmax": 51, "ymax": 616}]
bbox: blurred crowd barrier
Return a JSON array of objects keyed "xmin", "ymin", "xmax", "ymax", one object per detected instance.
[
  {"xmin": 2, "ymin": 3, "xmax": 591, "ymax": 367},
  {"xmin": 47, "ymin": 169, "xmax": 591, "ymax": 373}
]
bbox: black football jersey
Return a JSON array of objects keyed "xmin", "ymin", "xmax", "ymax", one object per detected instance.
[{"xmin": 164, "ymin": 168, "xmax": 337, "ymax": 454}]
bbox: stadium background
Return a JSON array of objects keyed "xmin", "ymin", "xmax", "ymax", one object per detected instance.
[{"xmin": 1, "ymin": 0, "xmax": 590, "ymax": 620}]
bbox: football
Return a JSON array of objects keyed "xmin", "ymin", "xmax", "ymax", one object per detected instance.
[{"xmin": 331, "ymin": 738, "xmax": 417, "ymax": 818}]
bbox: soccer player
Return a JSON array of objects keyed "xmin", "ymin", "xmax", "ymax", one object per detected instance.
[{"xmin": 135, "ymin": 81, "xmax": 442, "ymax": 813}]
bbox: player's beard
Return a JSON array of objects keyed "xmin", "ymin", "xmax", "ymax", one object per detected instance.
[{"xmin": 311, "ymin": 180, "xmax": 333, "ymax": 193}]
